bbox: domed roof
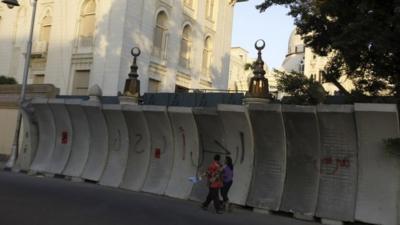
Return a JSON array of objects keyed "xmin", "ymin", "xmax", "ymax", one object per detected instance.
[
  {"xmin": 281, "ymin": 54, "xmax": 304, "ymax": 73},
  {"xmin": 287, "ymin": 28, "xmax": 304, "ymax": 55}
]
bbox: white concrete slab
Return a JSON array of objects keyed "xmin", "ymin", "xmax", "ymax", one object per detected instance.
[
  {"xmin": 280, "ymin": 105, "xmax": 320, "ymax": 216},
  {"xmin": 316, "ymin": 105, "xmax": 357, "ymax": 222},
  {"xmin": 120, "ymin": 105, "xmax": 151, "ymax": 191},
  {"xmin": 246, "ymin": 103, "xmax": 286, "ymax": 211},
  {"xmin": 80, "ymin": 101, "xmax": 109, "ymax": 181},
  {"xmin": 99, "ymin": 105, "xmax": 129, "ymax": 187},
  {"xmin": 165, "ymin": 107, "xmax": 200, "ymax": 199},
  {"xmin": 62, "ymin": 99, "xmax": 90, "ymax": 177},
  {"xmin": 189, "ymin": 108, "xmax": 227, "ymax": 202},
  {"xmin": 141, "ymin": 106, "xmax": 174, "ymax": 195},
  {"xmin": 47, "ymin": 99, "xmax": 73, "ymax": 174},
  {"xmin": 15, "ymin": 104, "xmax": 39, "ymax": 171},
  {"xmin": 217, "ymin": 104, "xmax": 254, "ymax": 206},
  {"xmin": 354, "ymin": 103, "xmax": 400, "ymax": 225},
  {"xmin": 30, "ymin": 98, "xmax": 56, "ymax": 173}
]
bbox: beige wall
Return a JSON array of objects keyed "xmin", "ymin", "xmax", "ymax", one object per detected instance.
[
  {"xmin": 0, "ymin": 84, "xmax": 58, "ymax": 157},
  {"xmin": 0, "ymin": 108, "xmax": 17, "ymax": 156}
]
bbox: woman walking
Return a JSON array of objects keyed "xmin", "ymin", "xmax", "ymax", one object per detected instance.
[
  {"xmin": 221, "ymin": 156, "xmax": 233, "ymax": 211},
  {"xmin": 202, "ymin": 154, "xmax": 224, "ymax": 214}
]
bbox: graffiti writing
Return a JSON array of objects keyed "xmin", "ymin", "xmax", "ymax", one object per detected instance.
[
  {"xmin": 239, "ymin": 132, "xmax": 245, "ymax": 164},
  {"xmin": 179, "ymin": 126, "xmax": 186, "ymax": 161},
  {"xmin": 61, "ymin": 131, "xmax": 68, "ymax": 144},
  {"xmin": 134, "ymin": 134, "xmax": 144, "ymax": 154},
  {"xmin": 112, "ymin": 129, "xmax": 121, "ymax": 151},
  {"xmin": 321, "ymin": 157, "xmax": 351, "ymax": 175},
  {"xmin": 155, "ymin": 148, "xmax": 161, "ymax": 159}
]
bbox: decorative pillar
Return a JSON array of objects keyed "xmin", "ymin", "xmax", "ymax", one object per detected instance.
[
  {"xmin": 120, "ymin": 47, "xmax": 141, "ymax": 105},
  {"xmin": 244, "ymin": 40, "xmax": 271, "ymax": 104}
]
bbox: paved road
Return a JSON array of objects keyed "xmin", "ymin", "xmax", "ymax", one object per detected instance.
[{"xmin": 0, "ymin": 171, "xmax": 320, "ymax": 225}]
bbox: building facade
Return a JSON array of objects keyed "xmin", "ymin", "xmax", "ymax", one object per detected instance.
[
  {"xmin": 228, "ymin": 47, "xmax": 277, "ymax": 94},
  {"xmin": 0, "ymin": 0, "xmax": 238, "ymax": 96},
  {"xmin": 281, "ymin": 29, "xmax": 353, "ymax": 95}
]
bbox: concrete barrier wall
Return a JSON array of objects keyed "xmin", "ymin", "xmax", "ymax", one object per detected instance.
[
  {"xmin": 218, "ymin": 105, "xmax": 254, "ymax": 205},
  {"xmin": 80, "ymin": 100, "xmax": 109, "ymax": 181},
  {"xmin": 190, "ymin": 108, "xmax": 227, "ymax": 202},
  {"xmin": 280, "ymin": 105, "xmax": 320, "ymax": 216},
  {"xmin": 316, "ymin": 105, "xmax": 358, "ymax": 222},
  {"xmin": 99, "ymin": 105, "xmax": 130, "ymax": 187},
  {"xmin": 30, "ymin": 98, "xmax": 56, "ymax": 173},
  {"xmin": 141, "ymin": 106, "xmax": 174, "ymax": 195},
  {"xmin": 120, "ymin": 105, "xmax": 151, "ymax": 191},
  {"xmin": 16, "ymin": 105, "xmax": 38, "ymax": 171},
  {"xmin": 354, "ymin": 104, "xmax": 400, "ymax": 225},
  {"xmin": 165, "ymin": 107, "xmax": 200, "ymax": 199},
  {"xmin": 246, "ymin": 104, "xmax": 286, "ymax": 211},
  {"xmin": 15, "ymin": 99, "xmax": 400, "ymax": 225},
  {"xmin": 47, "ymin": 99, "xmax": 73, "ymax": 174},
  {"xmin": 62, "ymin": 99, "xmax": 90, "ymax": 177}
]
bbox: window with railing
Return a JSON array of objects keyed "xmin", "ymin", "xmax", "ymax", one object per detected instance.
[
  {"xmin": 202, "ymin": 36, "xmax": 213, "ymax": 77},
  {"xmin": 33, "ymin": 74, "xmax": 45, "ymax": 84},
  {"xmin": 72, "ymin": 70, "xmax": 90, "ymax": 95},
  {"xmin": 152, "ymin": 11, "xmax": 169, "ymax": 60},
  {"xmin": 78, "ymin": 0, "xmax": 96, "ymax": 48},
  {"xmin": 205, "ymin": 0, "xmax": 215, "ymax": 21},
  {"xmin": 179, "ymin": 25, "xmax": 192, "ymax": 69},
  {"xmin": 39, "ymin": 12, "xmax": 52, "ymax": 43}
]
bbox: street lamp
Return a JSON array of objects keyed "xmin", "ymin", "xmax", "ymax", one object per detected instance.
[{"xmin": 2, "ymin": 0, "xmax": 38, "ymax": 169}]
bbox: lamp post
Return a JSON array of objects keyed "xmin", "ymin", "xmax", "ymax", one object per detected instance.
[{"xmin": 2, "ymin": 0, "xmax": 38, "ymax": 169}]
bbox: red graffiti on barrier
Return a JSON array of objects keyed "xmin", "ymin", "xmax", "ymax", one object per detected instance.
[
  {"xmin": 61, "ymin": 131, "xmax": 68, "ymax": 144},
  {"xmin": 179, "ymin": 126, "xmax": 186, "ymax": 161},
  {"xmin": 155, "ymin": 148, "xmax": 161, "ymax": 159},
  {"xmin": 321, "ymin": 157, "xmax": 350, "ymax": 175}
]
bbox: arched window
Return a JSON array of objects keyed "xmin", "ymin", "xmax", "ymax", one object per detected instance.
[
  {"xmin": 299, "ymin": 59, "xmax": 304, "ymax": 73},
  {"xmin": 79, "ymin": 0, "xmax": 96, "ymax": 46},
  {"xmin": 152, "ymin": 11, "xmax": 168, "ymax": 59},
  {"xmin": 202, "ymin": 36, "xmax": 213, "ymax": 77},
  {"xmin": 179, "ymin": 25, "xmax": 192, "ymax": 69},
  {"xmin": 206, "ymin": 0, "xmax": 215, "ymax": 21},
  {"xmin": 39, "ymin": 12, "xmax": 52, "ymax": 43}
]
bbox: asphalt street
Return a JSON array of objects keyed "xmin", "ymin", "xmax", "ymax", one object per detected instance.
[{"xmin": 0, "ymin": 171, "xmax": 320, "ymax": 225}]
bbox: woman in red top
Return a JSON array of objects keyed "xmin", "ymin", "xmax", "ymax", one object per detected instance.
[{"xmin": 201, "ymin": 154, "xmax": 223, "ymax": 214}]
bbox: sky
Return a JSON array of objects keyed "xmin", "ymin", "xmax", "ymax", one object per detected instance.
[{"xmin": 231, "ymin": 1, "xmax": 295, "ymax": 70}]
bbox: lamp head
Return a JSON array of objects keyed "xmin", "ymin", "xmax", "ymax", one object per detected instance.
[{"xmin": 2, "ymin": 0, "xmax": 20, "ymax": 9}]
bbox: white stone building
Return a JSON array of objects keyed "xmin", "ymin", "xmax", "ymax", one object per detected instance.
[
  {"xmin": 228, "ymin": 47, "xmax": 253, "ymax": 92},
  {"xmin": 0, "ymin": 0, "xmax": 239, "ymax": 96},
  {"xmin": 228, "ymin": 47, "xmax": 277, "ymax": 94},
  {"xmin": 281, "ymin": 29, "xmax": 353, "ymax": 95}
]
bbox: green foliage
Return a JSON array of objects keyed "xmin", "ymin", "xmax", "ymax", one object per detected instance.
[
  {"xmin": 275, "ymin": 70, "xmax": 327, "ymax": 105},
  {"xmin": 244, "ymin": 62, "xmax": 254, "ymax": 71},
  {"xmin": 0, "ymin": 75, "xmax": 17, "ymax": 85},
  {"xmin": 383, "ymin": 138, "xmax": 400, "ymax": 156},
  {"xmin": 257, "ymin": 0, "xmax": 400, "ymax": 97}
]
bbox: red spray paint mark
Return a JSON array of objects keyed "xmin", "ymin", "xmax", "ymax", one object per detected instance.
[
  {"xmin": 61, "ymin": 131, "xmax": 68, "ymax": 144},
  {"xmin": 321, "ymin": 157, "xmax": 351, "ymax": 175},
  {"xmin": 155, "ymin": 148, "xmax": 161, "ymax": 159}
]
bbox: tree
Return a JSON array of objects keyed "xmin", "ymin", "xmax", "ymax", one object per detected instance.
[
  {"xmin": 0, "ymin": 75, "xmax": 17, "ymax": 85},
  {"xmin": 274, "ymin": 70, "xmax": 327, "ymax": 104},
  {"xmin": 257, "ymin": 0, "xmax": 400, "ymax": 97}
]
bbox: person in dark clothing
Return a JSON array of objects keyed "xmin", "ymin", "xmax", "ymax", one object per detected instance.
[
  {"xmin": 202, "ymin": 154, "xmax": 223, "ymax": 214},
  {"xmin": 220, "ymin": 156, "xmax": 233, "ymax": 211}
]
